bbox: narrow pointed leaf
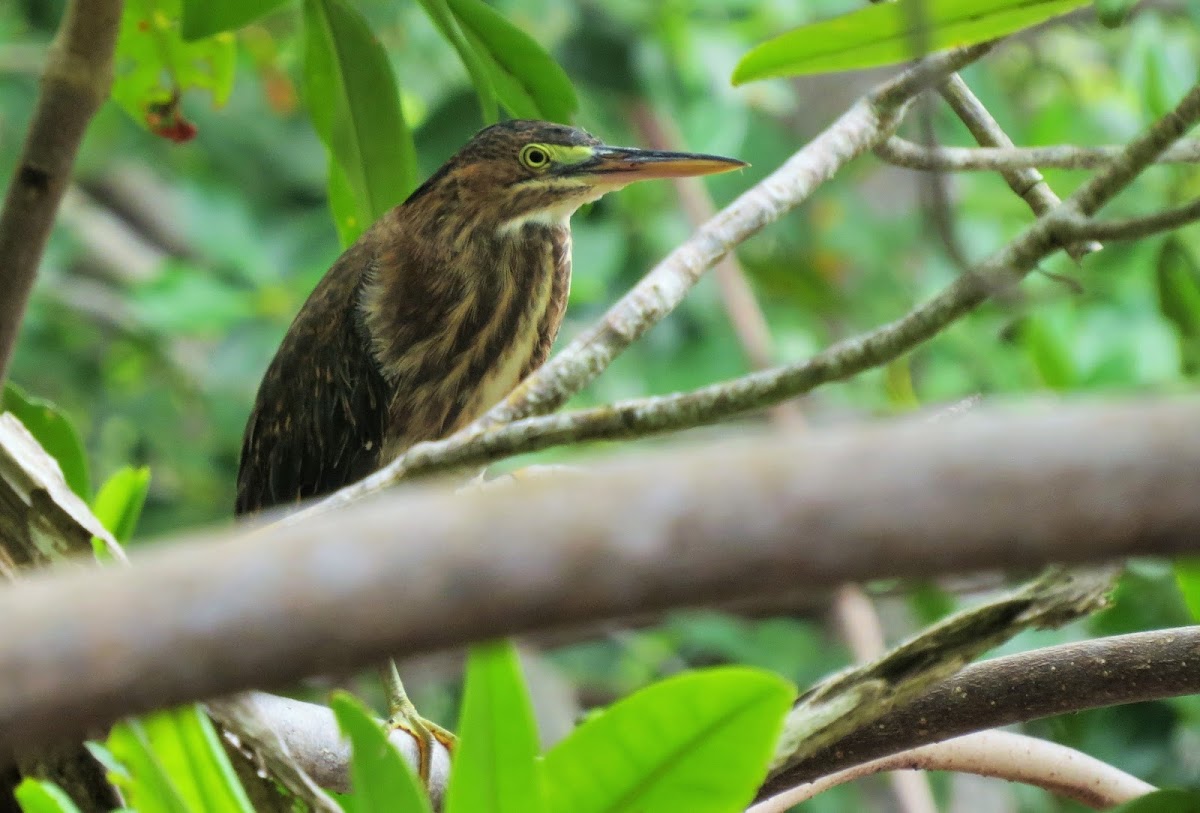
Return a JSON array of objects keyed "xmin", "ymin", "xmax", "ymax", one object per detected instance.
[
  {"xmin": 446, "ymin": 0, "xmax": 577, "ymax": 122},
  {"xmin": 733, "ymin": 0, "xmax": 1089, "ymax": 83},
  {"xmin": 543, "ymin": 667, "xmax": 795, "ymax": 813},
  {"xmin": 92, "ymin": 466, "xmax": 151, "ymax": 544},
  {"xmin": 106, "ymin": 706, "xmax": 254, "ymax": 813},
  {"xmin": 445, "ymin": 641, "xmax": 543, "ymax": 813},
  {"xmin": 15, "ymin": 779, "xmax": 84, "ymax": 813},
  {"xmin": 414, "ymin": 0, "xmax": 499, "ymax": 123},
  {"xmin": 330, "ymin": 692, "xmax": 433, "ymax": 813},
  {"xmin": 303, "ymin": 0, "xmax": 417, "ymax": 240}
]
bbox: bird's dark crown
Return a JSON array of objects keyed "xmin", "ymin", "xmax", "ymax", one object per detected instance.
[{"xmin": 402, "ymin": 120, "xmax": 605, "ymax": 210}]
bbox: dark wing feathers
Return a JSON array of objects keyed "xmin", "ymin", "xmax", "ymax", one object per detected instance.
[{"xmin": 235, "ymin": 245, "xmax": 389, "ymax": 516}]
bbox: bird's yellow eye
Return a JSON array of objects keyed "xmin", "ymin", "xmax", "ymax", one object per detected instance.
[{"xmin": 520, "ymin": 144, "xmax": 551, "ymax": 170}]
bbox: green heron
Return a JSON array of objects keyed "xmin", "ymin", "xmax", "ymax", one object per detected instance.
[{"xmin": 234, "ymin": 118, "xmax": 746, "ymax": 772}]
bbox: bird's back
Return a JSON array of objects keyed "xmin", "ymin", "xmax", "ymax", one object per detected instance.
[
  {"xmin": 235, "ymin": 240, "xmax": 389, "ymax": 516},
  {"xmin": 235, "ymin": 219, "xmax": 571, "ymax": 517}
]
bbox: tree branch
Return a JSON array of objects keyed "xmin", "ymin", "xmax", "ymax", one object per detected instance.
[
  {"xmin": 0, "ymin": 0, "xmax": 123, "ymax": 382},
  {"xmin": 750, "ymin": 731, "xmax": 1155, "ymax": 812},
  {"xmin": 762, "ymin": 627, "xmax": 1200, "ymax": 797},
  {"xmin": 1, "ymin": 398, "xmax": 1200, "ymax": 751},
  {"xmin": 877, "ymin": 135, "xmax": 1200, "ymax": 172},
  {"xmin": 1059, "ymin": 197, "xmax": 1200, "ymax": 242},
  {"xmin": 937, "ymin": 73, "xmax": 1101, "ymax": 261}
]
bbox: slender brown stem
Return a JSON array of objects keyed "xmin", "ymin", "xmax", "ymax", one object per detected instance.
[{"xmin": 0, "ymin": 0, "xmax": 123, "ymax": 382}]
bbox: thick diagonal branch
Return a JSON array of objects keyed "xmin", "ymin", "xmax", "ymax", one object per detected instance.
[{"xmin": 1, "ymin": 398, "xmax": 1199, "ymax": 752}]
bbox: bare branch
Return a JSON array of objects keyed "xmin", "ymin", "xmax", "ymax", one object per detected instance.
[
  {"xmin": 1059, "ymin": 197, "xmax": 1200, "ymax": 242},
  {"xmin": 1, "ymin": 399, "xmax": 1200, "ymax": 751},
  {"xmin": 937, "ymin": 74, "xmax": 1102, "ymax": 261},
  {"xmin": 0, "ymin": 0, "xmax": 123, "ymax": 382},
  {"xmin": 763, "ymin": 627, "xmax": 1200, "ymax": 797},
  {"xmin": 877, "ymin": 135, "xmax": 1200, "ymax": 172},
  {"xmin": 750, "ymin": 731, "xmax": 1155, "ymax": 812}
]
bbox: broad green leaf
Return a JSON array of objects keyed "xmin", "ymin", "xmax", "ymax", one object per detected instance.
[
  {"xmin": 107, "ymin": 706, "xmax": 254, "ymax": 813},
  {"xmin": 15, "ymin": 779, "xmax": 84, "ymax": 813},
  {"xmin": 303, "ymin": 0, "xmax": 417, "ymax": 244},
  {"xmin": 447, "ymin": 0, "xmax": 577, "ymax": 122},
  {"xmin": 92, "ymin": 466, "xmax": 151, "ymax": 545},
  {"xmin": 2, "ymin": 383, "xmax": 89, "ymax": 499},
  {"xmin": 732, "ymin": 0, "xmax": 1089, "ymax": 83},
  {"xmin": 328, "ymin": 161, "xmax": 365, "ymax": 247},
  {"xmin": 1174, "ymin": 558, "xmax": 1200, "ymax": 620},
  {"xmin": 543, "ymin": 667, "xmax": 795, "ymax": 813},
  {"xmin": 459, "ymin": 25, "xmax": 540, "ymax": 120},
  {"xmin": 1111, "ymin": 789, "xmax": 1200, "ymax": 812},
  {"xmin": 181, "ymin": 0, "xmax": 293, "ymax": 40},
  {"xmin": 112, "ymin": 0, "xmax": 236, "ymax": 127},
  {"xmin": 445, "ymin": 641, "xmax": 543, "ymax": 813},
  {"xmin": 414, "ymin": 0, "xmax": 499, "ymax": 124},
  {"xmin": 330, "ymin": 692, "xmax": 433, "ymax": 813}
]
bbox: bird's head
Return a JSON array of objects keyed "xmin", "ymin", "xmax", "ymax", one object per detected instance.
[{"xmin": 403, "ymin": 120, "xmax": 747, "ymax": 233}]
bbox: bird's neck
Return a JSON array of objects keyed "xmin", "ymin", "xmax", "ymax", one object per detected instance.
[{"xmin": 357, "ymin": 216, "xmax": 570, "ymax": 389}]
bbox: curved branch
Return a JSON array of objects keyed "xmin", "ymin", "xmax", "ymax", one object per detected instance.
[
  {"xmin": 762, "ymin": 627, "xmax": 1200, "ymax": 797},
  {"xmin": 0, "ymin": 0, "xmax": 122, "ymax": 381},
  {"xmin": 750, "ymin": 731, "xmax": 1154, "ymax": 812}
]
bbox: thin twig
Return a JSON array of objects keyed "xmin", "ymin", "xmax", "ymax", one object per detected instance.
[
  {"xmin": 1059, "ymin": 197, "xmax": 1200, "ymax": 241},
  {"xmin": 750, "ymin": 731, "xmax": 1154, "ymax": 812},
  {"xmin": 877, "ymin": 135, "xmax": 1200, "ymax": 171},
  {"xmin": 0, "ymin": 0, "xmax": 123, "ymax": 382},
  {"xmin": 938, "ymin": 74, "xmax": 1102, "ymax": 261}
]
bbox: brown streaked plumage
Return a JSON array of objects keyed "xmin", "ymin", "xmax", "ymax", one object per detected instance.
[{"xmin": 235, "ymin": 119, "xmax": 746, "ymax": 516}]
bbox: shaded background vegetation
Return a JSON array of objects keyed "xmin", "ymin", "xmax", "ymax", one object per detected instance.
[{"xmin": 3, "ymin": 1, "xmax": 1200, "ymax": 809}]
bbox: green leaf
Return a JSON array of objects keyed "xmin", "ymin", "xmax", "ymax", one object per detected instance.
[
  {"xmin": 446, "ymin": 0, "xmax": 577, "ymax": 122},
  {"xmin": 414, "ymin": 0, "xmax": 499, "ymax": 124},
  {"xmin": 1156, "ymin": 237, "xmax": 1200, "ymax": 375},
  {"xmin": 92, "ymin": 466, "xmax": 152, "ymax": 545},
  {"xmin": 1093, "ymin": 0, "xmax": 1135, "ymax": 28},
  {"xmin": 732, "ymin": 0, "xmax": 1089, "ymax": 83},
  {"xmin": 1174, "ymin": 558, "xmax": 1200, "ymax": 620},
  {"xmin": 543, "ymin": 667, "xmax": 795, "ymax": 813},
  {"xmin": 15, "ymin": 779, "xmax": 84, "ymax": 813},
  {"xmin": 106, "ymin": 706, "xmax": 254, "ymax": 813},
  {"xmin": 112, "ymin": 0, "xmax": 237, "ymax": 124},
  {"xmin": 303, "ymin": 0, "xmax": 418, "ymax": 245},
  {"xmin": 1111, "ymin": 789, "xmax": 1200, "ymax": 812},
  {"xmin": 181, "ymin": 0, "xmax": 293, "ymax": 40},
  {"xmin": 2, "ymin": 383, "xmax": 90, "ymax": 499},
  {"xmin": 1019, "ymin": 317, "xmax": 1075, "ymax": 390},
  {"xmin": 444, "ymin": 641, "xmax": 543, "ymax": 813},
  {"xmin": 330, "ymin": 692, "xmax": 433, "ymax": 813}
]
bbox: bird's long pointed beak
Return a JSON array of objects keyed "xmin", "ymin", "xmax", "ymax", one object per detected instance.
[{"xmin": 575, "ymin": 146, "xmax": 748, "ymax": 182}]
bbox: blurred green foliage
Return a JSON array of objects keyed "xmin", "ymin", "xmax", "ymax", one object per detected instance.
[{"xmin": 4, "ymin": 1, "xmax": 1200, "ymax": 809}]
